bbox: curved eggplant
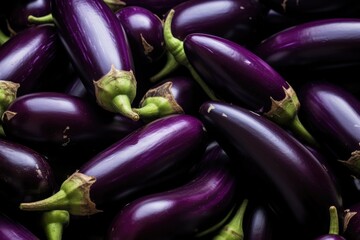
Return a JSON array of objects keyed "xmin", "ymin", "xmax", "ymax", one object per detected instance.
[
  {"xmin": 134, "ymin": 76, "xmax": 207, "ymax": 122},
  {"xmin": 0, "ymin": 138, "xmax": 54, "ymax": 207},
  {"xmin": 298, "ymin": 81, "xmax": 360, "ymax": 177},
  {"xmin": 183, "ymin": 32, "xmax": 316, "ymax": 145},
  {"xmin": 0, "ymin": 24, "xmax": 59, "ymax": 117},
  {"xmin": 19, "ymin": 114, "xmax": 207, "ymax": 216},
  {"xmin": 107, "ymin": 140, "xmax": 237, "ymax": 240},
  {"xmin": 199, "ymin": 101, "xmax": 342, "ymax": 238},
  {"xmin": 150, "ymin": 0, "xmax": 265, "ymax": 82},
  {"xmin": 1, "ymin": 92, "xmax": 143, "ymax": 153},
  {"xmin": 0, "ymin": 213, "xmax": 39, "ymax": 240},
  {"xmin": 51, "ymin": 0, "xmax": 139, "ymax": 120},
  {"xmin": 344, "ymin": 202, "xmax": 360, "ymax": 240},
  {"xmin": 254, "ymin": 19, "xmax": 360, "ymax": 73}
]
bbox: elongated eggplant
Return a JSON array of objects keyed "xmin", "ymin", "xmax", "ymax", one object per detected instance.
[
  {"xmin": 0, "ymin": 24, "xmax": 59, "ymax": 117},
  {"xmin": 254, "ymin": 19, "xmax": 360, "ymax": 74},
  {"xmin": 313, "ymin": 206, "xmax": 345, "ymax": 240},
  {"xmin": 19, "ymin": 114, "xmax": 206, "ymax": 216},
  {"xmin": 51, "ymin": 0, "xmax": 139, "ymax": 120},
  {"xmin": 107, "ymin": 140, "xmax": 237, "ymax": 240},
  {"xmin": 0, "ymin": 213, "xmax": 39, "ymax": 240},
  {"xmin": 1, "ymin": 92, "xmax": 143, "ymax": 154},
  {"xmin": 183, "ymin": 32, "xmax": 316, "ymax": 145},
  {"xmin": 133, "ymin": 76, "xmax": 206, "ymax": 122},
  {"xmin": 199, "ymin": 101, "xmax": 342, "ymax": 238},
  {"xmin": 150, "ymin": 0, "xmax": 265, "ymax": 82},
  {"xmin": 298, "ymin": 81, "xmax": 360, "ymax": 178},
  {"xmin": 344, "ymin": 202, "xmax": 360, "ymax": 240},
  {"xmin": 0, "ymin": 138, "xmax": 54, "ymax": 207}
]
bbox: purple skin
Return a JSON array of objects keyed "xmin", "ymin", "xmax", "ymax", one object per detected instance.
[
  {"xmin": 314, "ymin": 236, "xmax": 346, "ymax": 240},
  {"xmin": 298, "ymin": 81, "xmax": 360, "ymax": 177},
  {"xmin": 0, "ymin": 138, "xmax": 54, "ymax": 207},
  {"xmin": 243, "ymin": 202, "xmax": 274, "ymax": 240},
  {"xmin": 344, "ymin": 202, "xmax": 360, "ymax": 240},
  {"xmin": 1, "ymin": 92, "xmax": 143, "ymax": 153},
  {"xmin": 183, "ymin": 32, "xmax": 316, "ymax": 145},
  {"xmin": 0, "ymin": 213, "xmax": 39, "ymax": 240},
  {"xmin": 199, "ymin": 101, "xmax": 343, "ymax": 238},
  {"xmin": 119, "ymin": 0, "xmax": 189, "ymax": 16},
  {"xmin": 51, "ymin": 0, "xmax": 139, "ymax": 120},
  {"xmin": 19, "ymin": 114, "xmax": 207, "ymax": 216},
  {"xmin": 254, "ymin": 18, "xmax": 360, "ymax": 71},
  {"xmin": 7, "ymin": 0, "xmax": 51, "ymax": 32},
  {"xmin": 107, "ymin": 141, "xmax": 237, "ymax": 240},
  {"xmin": 115, "ymin": 6, "xmax": 165, "ymax": 64},
  {"xmin": 0, "ymin": 24, "xmax": 58, "ymax": 96}
]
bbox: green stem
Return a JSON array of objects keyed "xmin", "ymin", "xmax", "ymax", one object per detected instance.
[
  {"xmin": 0, "ymin": 125, "xmax": 5, "ymax": 137},
  {"xmin": 150, "ymin": 51, "xmax": 179, "ymax": 82},
  {"xmin": 163, "ymin": 9, "xmax": 218, "ymax": 101},
  {"xmin": 113, "ymin": 95, "xmax": 139, "ymax": 121},
  {"xmin": 28, "ymin": 14, "xmax": 54, "ymax": 25},
  {"xmin": 103, "ymin": 0, "xmax": 126, "ymax": 11},
  {"xmin": 288, "ymin": 115, "xmax": 318, "ymax": 147},
  {"xmin": 213, "ymin": 199, "xmax": 249, "ymax": 240},
  {"xmin": 328, "ymin": 206, "xmax": 339, "ymax": 235},
  {"xmin": 134, "ymin": 103, "xmax": 160, "ymax": 119},
  {"xmin": 0, "ymin": 29, "xmax": 10, "ymax": 45},
  {"xmin": 42, "ymin": 210, "xmax": 70, "ymax": 240}
]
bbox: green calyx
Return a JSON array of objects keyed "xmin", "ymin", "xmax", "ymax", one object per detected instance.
[
  {"xmin": 19, "ymin": 171, "xmax": 102, "ymax": 216},
  {"xmin": 28, "ymin": 14, "xmax": 54, "ymax": 25},
  {"xmin": 42, "ymin": 210, "xmax": 70, "ymax": 240},
  {"xmin": 133, "ymin": 81, "xmax": 183, "ymax": 122},
  {"xmin": 94, "ymin": 65, "xmax": 139, "ymax": 121},
  {"xmin": 213, "ymin": 199, "xmax": 249, "ymax": 240},
  {"xmin": 0, "ymin": 29, "xmax": 10, "ymax": 46},
  {"xmin": 103, "ymin": 0, "xmax": 126, "ymax": 11},
  {"xmin": 264, "ymin": 84, "xmax": 317, "ymax": 146},
  {"xmin": 339, "ymin": 150, "xmax": 360, "ymax": 178},
  {"xmin": 0, "ymin": 80, "xmax": 20, "ymax": 118}
]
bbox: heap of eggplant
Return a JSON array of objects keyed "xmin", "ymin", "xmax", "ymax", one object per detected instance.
[{"xmin": 1, "ymin": 0, "xmax": 360, "ymax": 239}]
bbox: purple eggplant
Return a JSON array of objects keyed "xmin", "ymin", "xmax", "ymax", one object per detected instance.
[
  {"xmin": 118, "ymin": 0, "xmax": 189, "ymax": 16},
  {"xmin": 19, "ymin": 114, "xmax": 206, "ymax": 216},
  {"xmin": 0, "ymin": 213, "xmax": 39, "ymax": 240},
  {"xmin": 199, "ymin": 101, "xmax": 342, "ymax": 238},
  {"xmin": 254, "ymin": 18, "xmax": 360, "ymax": 74},
  {"xmin": 107, "ymin": 139, "xmax": 237, "ymax": 240},
  {"xmin": 7, "ymin": 0, "xmax": 51, "ymax": 32},
  {"xmin": 313, "ymin": 206, "xmax": 345, "ymax": 240},
  {"xmin": 1, "ymin": 92, "xmax": 142, "ymax": 154},
  {"xmin": 150, "ymin": 0, "xmax": 265, "ymax": 82},
  {"xmin": 51, "ymin": 0, "xmax": 139, "ymax": 120},
  {"xmin": 133, "ymin": 76, "xmax": 207, "ymax": 122},
  {"xmin": 344, "ymin": 202, "xmax": 360, "ymax": 240},
  {"xmin": 298, "ymin": 81, "xmax": 360, "ymax": 178},
  {"xmin": 0, "ymin": 24, "xmax": 59, "ymax": 117},
  {"xmin": 183, "ymin": 32, "xmax": 316, "ymax": 145},
  {"xmin": 0, "ymin": 138, "xmax": 54, "ymax": 207}
]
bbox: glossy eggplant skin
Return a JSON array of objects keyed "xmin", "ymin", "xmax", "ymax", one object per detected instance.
[
  {"xmin": 115, "ymin": 6, "xmax": 165, "ymax": 64},
  {"xmin": 255, "ymin": 19, "xmax": 360, "ymax": 72},
  {"xmin": 1, "ymin": 92, "xmax": 142, "ymax": 152},
  {"xmin": 8, "ymin": 0, "xmax": 51, "ymax": 32},
  {"xmin": 298, "ymin": 82, "xmax": 360, "ymax": 161},
  {"xmin": 107, "ymin": 141, "xmax": 237, "ymax": 240},
  {"xmin": 344, "ymin": 202, "xmax": 360, "ymax": 240},
  {"xmin": 50, "ymin": 0, "xmax": 134, "ymax": 96},
  {"xmin": 313, "ymin": 235, "xmax": 346, "ymax": 240},
  {"xmin": 184, "ymin": 33, "xmax": 288, "ymax": 112},
  {"xmin": 199, "ymin": 101, "xmax": 342, "ymax": 238},
  {"xmin": 0, "ymin": 24, "xmax": 59, "ymax": 96},
  {"xmin": 120, "ymin": 0, "xmax": 188, "ymax": 16},
  {"xmin": 0, "ymin": 213, "xmax": 39, "ymax": 240},
  {"xmin": 170, "ymin": 0, "xmax": 265, "ymax": 46},
  {"xmin": 0, "ymin": 138, "xmax": 54, "ymax": 207},
  {"xmin": 81, "ymin": 114, "xmax": 206, "ymax": 208}
]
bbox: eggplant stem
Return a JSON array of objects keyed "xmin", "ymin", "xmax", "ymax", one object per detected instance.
[
  {"xmin": 0, "ymin": 125, "xmax": 5, "ymax": 137},
  {"xmin": 28, "ymin": 14, "xmax": 54, "ymax": 25},
  {"xmin": 288, "ymin": 115, "xmax": 318, "ymax": 147},
  {"xmin": 103, "ymin": 0, "xmax": 126, "ymax": 11},
  {"xmin": 213, "ymin": 199, "xmax": 249, "ymax": 240},
  {"xmin": 113, "ymin": 95, "xmax": 140, "ymax": 121},
  {"xmin": 20, "ymin": 190, "xmax": 69, "ymax": 212},
  {"xmin": 0, "ymin": 29, "xmax": 10, "ymax": 45},
  {"xmin": 150, "ymin": 52, "xmax": 179, "ymax": 82},
  {"xmin": 42, "ymin": 210, "xmax": 70, "ymax": 240},
  {"xmin": 328, "ymin": 206, "xmax": 339, "ymax": 235},
  {"xmin": 163, "ymin": 9, "xmax": 218, "ymax": 101}
]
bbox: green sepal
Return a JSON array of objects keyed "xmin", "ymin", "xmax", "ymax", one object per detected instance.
[
  {"xmin": 339, "ymin": 150, "xmax": 360, "ymax": 178},
  {"xmin": 0, "ymin": 80, "xmax": 20, "ymax": 118}
]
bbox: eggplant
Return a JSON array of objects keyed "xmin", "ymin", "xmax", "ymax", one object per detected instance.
[
  {"xmin": 19, "ymin": 114, "xmax": 207, "ymax": 216},
  {"xmin": 0, "ymin": 24, "xmax": 59, "ymax": 117},
  {"xmin": 183, "ymin": 32, "xmax": 316, "ymax": 145},
  {"xmin": 107, "ymin": 140, "xmax": 237, "ymax": 240},
  {"xmin": 51, "ymin": 0, "xmax": 139, "ymax": 120},
  {"xmin": 150, "ymin": 0, "xmax": 265, "ymax": 82},
  {"xmin": 313, "ymin": 206, "xmax": 345, "ymax": 240},
  {"xmin": 344, "ymin": 202, "xmax": 360, "ymax": 240},
  {"xmin": 1, "ymin": 92, "xmax": 142, "ymax": 154},
  {"xmin": 199, "ymin": 101, "xmax": 342, "ymax": 238},
  {"xmin": 254, "ymin": 18, "xmax": 360, "ymax": 74},
  {"xmin": 133, "ymin": 76, "xmax": 207, "ymax": 122},
  {"xmin": 0, "ymin": 138, "xmax": 54, "ymax": 208},
  {"xmin": 7, "ymin": 0, "xmax": 51, "ymax": 32},
  {"xmin": 118, "ymin": 0, "xmax": 189, "ymax": 16},
  {"xmin": 298, "ymin": 81, "xmax": 360, "ymax": 178},
  {"xmin": 0, "ymin": 213, "xmax": 39, "ymax": 240}
]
